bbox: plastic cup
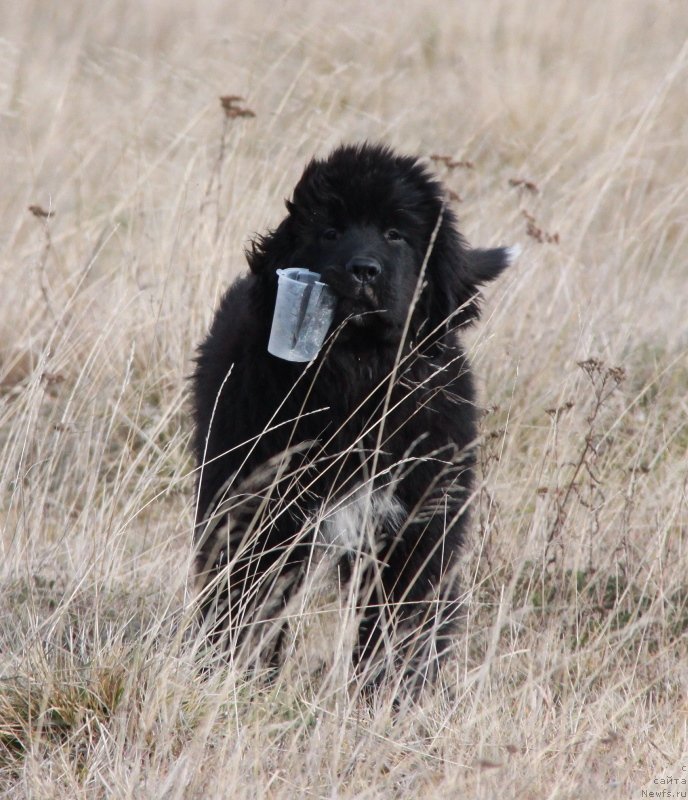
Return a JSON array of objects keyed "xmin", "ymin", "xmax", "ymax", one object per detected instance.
[{"xmin": 267, "ymin": 268, "xmax": 337, "ymax": 362}]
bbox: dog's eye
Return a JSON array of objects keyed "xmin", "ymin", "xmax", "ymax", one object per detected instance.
[
  {"xmin": 385, "ymin": 228, "xmax": 403, "ymax": 242},
  {"xmin": 321, "ymin": 228, "xmax": 339, "ymax": 241}
]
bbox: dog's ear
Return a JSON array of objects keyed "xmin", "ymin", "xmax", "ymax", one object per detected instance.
[
  {"xmin": 422, "ymin": 216, "xmax": 516, "ymax": 339},
  {"xmin": 246, "ymin": 154, "xmax": 326, "ymax": 276},
  {"xmin": 245, "ymin": 215, "xmax": 295, "ymax": 275},
  {"xmin": 466, "ymin": 246, "xmax": 518, "ymax": 287}
]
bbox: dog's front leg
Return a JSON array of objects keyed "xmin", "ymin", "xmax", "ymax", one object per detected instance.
[{"xmin": 351, "ymin": 517, "xmax": 463, "ymax": 695}]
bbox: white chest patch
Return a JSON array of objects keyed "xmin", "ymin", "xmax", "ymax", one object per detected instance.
[{"xmin": 315, "ymin": 487, "xmax": 405, "ymax": 558}]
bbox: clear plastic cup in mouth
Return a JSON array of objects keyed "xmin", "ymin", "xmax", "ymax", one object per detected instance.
[{"xmin": 267, "ymin": 268, "xmax": 337, "ymax": 362}]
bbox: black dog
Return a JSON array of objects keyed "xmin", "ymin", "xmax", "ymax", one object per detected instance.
[{"xmin": 192, "ymin": 143, "xmax": 512, "ymax": 691}]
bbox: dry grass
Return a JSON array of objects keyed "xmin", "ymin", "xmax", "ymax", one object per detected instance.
[{"xmin": 1, "ymin": 1, "xmax": 687, "ymax": 796}]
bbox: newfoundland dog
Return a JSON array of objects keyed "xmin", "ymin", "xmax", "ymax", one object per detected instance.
[{"xmin": 192, "ymin": 142, "xmax": 512, "ymax": 692}]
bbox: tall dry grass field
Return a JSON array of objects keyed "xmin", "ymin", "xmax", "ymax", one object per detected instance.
[{"xmin": 1, "ymin": 1, "xmax": 687, "ymax": 797}]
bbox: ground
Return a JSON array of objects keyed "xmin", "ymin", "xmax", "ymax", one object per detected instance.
[{"xmin": 0, "ymin": 1, "xmax": 686, "ymax": 797}]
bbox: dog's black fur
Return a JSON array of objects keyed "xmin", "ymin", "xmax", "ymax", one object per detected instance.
[{"xmin": 192, "ymin": 143, "xmax": 511, "ymax": 691}]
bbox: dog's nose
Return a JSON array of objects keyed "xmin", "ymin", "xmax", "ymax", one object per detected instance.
[{"xmin": 345, "ymin": 257, "xmax": 382, "ymax": 284}]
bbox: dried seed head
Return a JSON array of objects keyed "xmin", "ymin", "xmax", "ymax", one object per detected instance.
[
  {"xmin": 28, "ymin": 205, "xmax": 54, "ymax": 219},
  {"xmin": 509, "ymin": 177, "xmax": 539, "ymax": 193},
  {"xmin": 219, "ymin": 95, "xmax": 256, "ymax": 119},
  {"xmin": 430, "ymin": 154, "xmax": 474, "ymax": 170}
]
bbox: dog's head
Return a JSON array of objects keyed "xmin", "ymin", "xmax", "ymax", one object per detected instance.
[{"xmin": 248, "ymin": 143, "xmax": 514, "ymax": 347}]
